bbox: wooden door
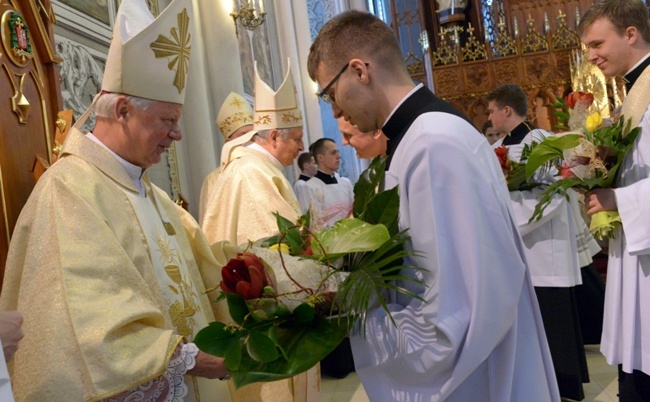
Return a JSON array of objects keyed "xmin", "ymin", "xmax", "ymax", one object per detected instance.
[{"xmin": 0, "ymin": 0, "xmax": 62, "ymax": 287}]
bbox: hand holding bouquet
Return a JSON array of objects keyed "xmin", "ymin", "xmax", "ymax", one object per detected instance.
[
  {"xmin": 525, "ymin": 92, "xmax": 640, "ymax": 240},
  {"xmin": 195, "ymin": 157, "xmax": 423, "ymax": 388}
]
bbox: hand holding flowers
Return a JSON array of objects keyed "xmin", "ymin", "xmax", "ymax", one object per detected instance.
[
  {"xmin": 525, "ymin": 91, "xmax": 640, "ymax": 240},
  {"xmin": 195, "ymin": 157, "xmax": 423, "ymax": 388}
]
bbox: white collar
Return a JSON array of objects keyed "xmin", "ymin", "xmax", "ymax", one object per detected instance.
[
  {"xmin": 87, "ymin": 133, "xmax": 146, "ymax": 197},
  {"xmin": 245, "ymin": 141, "xmax": 283, "ymax": 170},
  {"xmin": 383, "ymin": 83, "xmax": 424, "ymax": 127},
  {"xmin": 624, "ymin": 51, "xmax": 650, "ymax": 79}
]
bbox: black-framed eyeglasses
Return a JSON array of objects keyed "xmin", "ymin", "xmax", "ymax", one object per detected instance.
[
  {"xmin": 316, "ymin": 63, "xmax": 349, "ymax": 105},
  {"xmin": 316, "ymin": 62, "xmax": 369, "ymax": 105}
]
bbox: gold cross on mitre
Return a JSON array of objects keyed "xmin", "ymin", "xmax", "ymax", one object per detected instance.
[{"xmin": 150, "ymin": 8, "xmax": 192, "ymax": 93}]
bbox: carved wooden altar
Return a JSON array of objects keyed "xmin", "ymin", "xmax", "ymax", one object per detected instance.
[
  {"xmin": 385, "ymin": 0, "xmax": 608, "ymax": 131},
  {"xmin": 0, "ymin": 0, "xmax": 63, "ymax": 284}
]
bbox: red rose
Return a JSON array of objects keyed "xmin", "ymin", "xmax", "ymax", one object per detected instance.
[
  {"xmin": 494, "ymin": 145, "xmax": 511, "ymax": 170},
  {"xmin": 221, "ymin": 253, "xmax": 270, "ymax": 300},
  {"xmin": 565, "ymin": 92, "xmax": 594, "ymax": 109},
  {"xmin": 560, "ymin": 162, "xmax": 575, "ymax": 179}
]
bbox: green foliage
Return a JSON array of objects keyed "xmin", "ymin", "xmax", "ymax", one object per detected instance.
[
  {"xmin": 553, "ymin": 96, "xmax": 570, "ymax": 131},
  {"xmin": 226, "ymin": 293, "xmax": 251, "ymax": 326},
  {"xmin": 353, "ymin": 156, "xmax": 388, "ymax": 218},
  {"xmin": 310, "ymin": 218, "xmax": 390, "ymax": 260},
  {"xmin": 195, "ymin": 301, "xmax": 350, "ymax": 388},
  {"xmin": 525, "ymin": 134, "xmax": 581, "ymax": 180},
  {"xmin": 196, "ymin": 155, "xmax": 424, "ymax": 388},
  {"xmin": 527, "ymin": 116, "xmax": 641, "ymax": 223},
  {"xmin": 273, "ymin": 212, "xmax": 310, "ymax": 255},
  {"xmin": 335, "ymin": 230, "xmax": 425, "ymax": 334}
]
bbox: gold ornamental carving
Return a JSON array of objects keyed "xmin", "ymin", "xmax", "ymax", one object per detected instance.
[
  {"xmin": 491, "ymin": 19, "xmax": 517, "ymax": 58},
  {"xmin": 521, "ymin": 15, "xmax": 549, "ymax": 54},
  {"xmin": 525, "ymin": 56, "xmax": 550, "ymax": 82},
  {"xmin": 552, "ymin": 11, "xmax": 581, "ymax": 50},
  {"xmin": 1, "ymin": 10, "xmax": 34, "ymax": 67},
  {"xmin": 433, "ymin": 27, "xmax": 460, "ymax": 66},
  {"xmin": 7, "ymin": 71, "xmax": 31, "ymax": 123},
  {"xmin": 434, "ymin": 69, "xmax": 461, "ymax": 96},
  {"xmin": 493, "ymin": 60, "xmax": 520, "ymax": 86},
  {"xmin": 461, "ymin": 24, "xmax": 487, "ymax": 62},
  {"xmin": 405, "ymin": 52, "xmax": 424, "ymax": 75},
  {"xmin": 464, "ymin": 65, "xmax": 489, "ymax": 90}
]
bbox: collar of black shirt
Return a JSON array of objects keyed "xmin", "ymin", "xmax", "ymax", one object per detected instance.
[
  {"xmin": 315, "ymin": 170, "xmax": 338, "ymax": 184},
  {"xmin": 624, "ymin": 53, "xmax": 650, "ymax": 92}
]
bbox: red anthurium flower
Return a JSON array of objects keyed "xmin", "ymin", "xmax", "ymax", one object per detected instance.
[
  {"xmin": 221, "ymin": 253, "xmax": 270, "ymax": 300},
  {"xmin": 565, "ymin": 92, "xmax": 594, "ymax": 109}
]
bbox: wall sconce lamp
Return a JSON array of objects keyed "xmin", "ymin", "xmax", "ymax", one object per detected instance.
[{"xmin": 231, "ymin": 1, "xmax": 266, "ymax": 36}]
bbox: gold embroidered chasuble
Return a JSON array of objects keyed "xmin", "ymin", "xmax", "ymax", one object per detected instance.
[
  {"xmin": 0, "ymin": 129, "xmax": 230, "ymax": 401},
  {"xmin": 202, "ymin": 146, "xmax": 301, "ymax": 245},
  {"xmin": 122, "ymin": 181, "xmax": 226, "ymax": 401},
  {"xmin": 621, "ymin": 66, "xmax": 650, "ymax": 132},
  {"xmin": 198, "ymin": 167, "xmax": 222, "ymax": 226}
]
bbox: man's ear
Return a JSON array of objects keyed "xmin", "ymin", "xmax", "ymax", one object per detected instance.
[
  {"xmin": 114, "ymin": 96, "xmax": 129, "ymax": 122},
  {"xmin": 503, "ymin": 105, "xmax": 513, "ymax": 118},
  {"xmin": 349, "ymin": 59, "xmax": 370, "ymax": 85},
  {"xmin": 626, "ymin": 26, "xmax": 638, "ymax": 45},
  {"xmin": 268, "ymin": 129, "xmax": 280, "ymax": 145}
]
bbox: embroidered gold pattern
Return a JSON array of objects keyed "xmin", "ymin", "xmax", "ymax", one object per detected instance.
[
  {"xmin": 254, "ymin": 114, "xmax": 272, "ymax": 125},
  {"xmin": 230, "ymin": 96, "xmax": 245, "ymax": 108},
  {"xmin": 281, "ymin": 111, "xmax": 302, "ymax": 124},
  {"xmin": 153, "ymin": 229, "xmax": 201, "ymax": 338},
  {"xmin": 150, "ymin": 8, "xmax": 191, "ymax": 93},
  {"xmin": 218, "ymin": 111, "xmax": 254, "ymax": 134},
  {"xmin": 163, "ymin": 221, "xmax": 176, "ymax": 236}
]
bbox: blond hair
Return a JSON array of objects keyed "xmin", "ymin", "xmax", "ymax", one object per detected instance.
[
  {"xmin": 307, "ymin": 10, "xmax": 406, "ymax": 80},
  {"xmin": 578, "ymin": 0, "xmax": 650, "ymax": 43}
]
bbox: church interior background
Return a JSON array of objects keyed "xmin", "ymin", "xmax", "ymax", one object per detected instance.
[{"xmin": 1, "ymin": 0, "xmax": 644, "ymax": 282}]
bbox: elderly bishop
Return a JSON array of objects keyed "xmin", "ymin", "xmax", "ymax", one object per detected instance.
[
  {"xmin": 0, "ymin": 1, "xmax": 231, "ymax": 401},
  {"xmin": 201, "ymin": 61, "xmax": 319, "ymax": 402}
]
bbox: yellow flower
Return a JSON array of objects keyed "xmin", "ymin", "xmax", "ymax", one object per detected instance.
[
  {"xmin": 269, "ymin": 243, "xmax": 291, "ymax": 254},
  {"xmin": 585, "ymin": 112, "xmax": 603, "ymax": 131}
]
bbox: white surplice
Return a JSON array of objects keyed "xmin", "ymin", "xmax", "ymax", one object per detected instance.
[
  {"xmin": 351, "ymin": 107, "xmax": 559, "ymax": 401},
  {"xmin": 297, "ymin": 172, "xmax": 354, "ymax": 229},
  {"xmin": 0, "ymin": 342, "xmax": 14, "ymax": 402},
  {"xmin": 493, "ymin": 130, "xmax": 582, "ymax": 287},
  {"xmin": 602, "ymin": 104, "xmax": 650, "ymax": 374}
]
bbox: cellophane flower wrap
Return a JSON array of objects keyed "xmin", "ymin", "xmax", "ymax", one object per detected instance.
[
  {"xmin": 524, "ymin": 91, "xmax": 640, "ymax": 240},
  {"xmin": 194, "ymin": 157, "xmax": 423, "ymax": 388}
]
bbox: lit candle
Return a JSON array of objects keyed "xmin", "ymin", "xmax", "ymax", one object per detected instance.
[
  {"xmin": 259, "ymin": 0, "xmax": 264, "ymax": 14},
  {"xmin": 451, "ymin": 0, "xmax": 455, "ymax": 14},
  {"xmin": 514, "ymin": 16, "xmax": 519, "ymax": 37}
]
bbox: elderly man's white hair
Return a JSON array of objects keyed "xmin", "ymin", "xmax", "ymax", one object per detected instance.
[{"xmin": 94, "ymin": 93, "xmax": 155, "ymax": 119}]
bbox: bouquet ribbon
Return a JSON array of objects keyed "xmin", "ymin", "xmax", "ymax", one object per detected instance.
[{"xmin": 589, "ymin": 210, "xmax": 621, "ymax": 241}]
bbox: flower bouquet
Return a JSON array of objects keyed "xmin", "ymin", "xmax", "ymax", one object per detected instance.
[
  {"xmin": 494, "ymin": 143, "xmax": 541, "ymax": 191},
  {"xmin": 194, "ymin": 157, "xmax": 423, "ymax": 388},
  {"xmin": 524, "ymin": 91, "xmax": 640, "ymax": 239}
]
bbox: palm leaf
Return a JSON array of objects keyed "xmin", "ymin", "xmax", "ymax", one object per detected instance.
[{"xmin": 333, "ymin": 230, "xmax": 425, "ymax": 335}]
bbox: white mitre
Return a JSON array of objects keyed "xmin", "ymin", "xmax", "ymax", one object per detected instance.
[
  {"xmin": 216, "ymin": 92, "xmax": 254, "ymax": 139},
  {"xmin": 253, "ymin": 59, "xmax": 303, "ymax": 130},
  {"xmin": 102, "ymin": 0, "xmax": 194, "ymax": 104},
  {"xmin": 220, "ymin": 59, "xmax": 303, "ymax": 166}
]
